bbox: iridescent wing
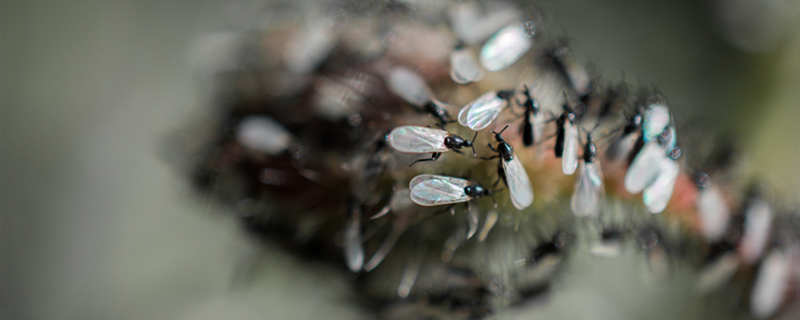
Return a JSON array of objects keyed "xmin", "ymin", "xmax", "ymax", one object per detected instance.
[
  {"xmin": 458, "ymin": 91, "xmax": 507, "ymax": 130},
  {"xmin": 387, "ymin": 126, "xmax": 449, "ymax": 153},
  {"xmin": 409, "ymin": 174, "xmax": 472, "ymax": 206},
  {"xmin": 502, "ymin": 154, "xmax": 534, "ymax": 209}
]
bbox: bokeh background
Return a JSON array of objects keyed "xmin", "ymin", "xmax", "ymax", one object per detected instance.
[{"xmin": 3, "ymin": 0, "xmax": 799, "ymax": 319}]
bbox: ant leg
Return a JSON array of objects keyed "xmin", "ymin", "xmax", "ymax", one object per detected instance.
[
  {"xmin": 409, "ymin": 153, "xmax": 441, "ymax": 167},
  {"xmin": 469, "ymin": 131, "xmax": 479, "ymax": 157},
  {"xmin": 487, "ymin": 143, "xmax": 497, "ymax": 152},
  {"xmin": 480, "ymin": 154, "xmax": 499, "ymax": 161},
  {"xmin": 492, "ymin": 175, "xmax": 503, "ymax": 189},
  {"xmin": 466, "ymin": 201, "xmax": 479, "ymax": 239},
  {"xmin": 451, "ymin": 148, "xmax": 463, "ymax": 154}
]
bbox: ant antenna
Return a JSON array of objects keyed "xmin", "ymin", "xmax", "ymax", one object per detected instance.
[{"xmin": 493, "ymin": 124, "xmax": 510, "ymax": 136}]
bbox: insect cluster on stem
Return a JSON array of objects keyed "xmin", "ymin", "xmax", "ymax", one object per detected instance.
[{"xmin": 180, "ymin": 1, "xmax": 800, "ymax": 318}]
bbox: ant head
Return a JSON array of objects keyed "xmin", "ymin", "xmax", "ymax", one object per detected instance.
[
  {"xmin": 522, "ymin": 84, "xmax": 531, "ymax": 96},
  {"xmin": 465, "ymin": 184, "xmax": 489, "ymax": 197}
]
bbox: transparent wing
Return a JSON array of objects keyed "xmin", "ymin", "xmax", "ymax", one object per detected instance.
[
  {"xmin": 697, "ymin": 253, "xmax": 739, "ymax": 293},
  {"xmin": 284, "ymin": 18, "xmax": 335, "ymax": 74},
  {"xmin": 565, "ymin": 59, "xmax": 591, "ymax": 96},
  {"xmin": 571, "ymin": 162, "xmax": 604, "ymax": 217},
  {"xmin": 480, "ymin": 24, "xmax": 533, "ymax": 71},
  {"xmin": 698, "ymin": 185, "xmax": 730, "ymax": 241},
  {"xmin": 343, "ymin": 207, "xmax": 363, "ymax": 272},
  {"xmin": 642, "ymin": 104, "xmax": 670, "ymax": 142},
  {"xmin": 624, "ymin": 141, "xmax": 666, "ymax": 193},
  {"xmin": 502, "ymin": 154, "xmax": 534, "ymax": 209},
  {"xmin": 450, "ymin": 48, "xmax": 484, "ymax": 84},
  {"xmin": 458, "ymin": 91, "xmax": 506, "ymax": 130},
  {"xmin": 448, "ymin": 2, "xmax": 519, "ymax": 45},
  {"xmin": 740, "ymin": 200, "xmax": 772, "ymax": 264},
  {"xmin": 663, "ymin": 125, "xmax": 677, "ymax": 151},
  {"xmin": 751, "ymin": 251, "xmax": 789, "ymax": 319},
  {"xmin": 386, "ymin": 67, "xmax": 432, "ymax": 107},
  {"xmin": 561, "ymin": 122, "xmax": 579, "ymax": 175},
  {"xmin": 236, "ymin": 116, "xmax": 291, "ymax": 155},
  {"xmin": 388, "ymin": 126, "xmax": 449, "ymax": 153},
  {"xmin": 642, "ymin": 157, "xmax": 679, "ymax": 213},
  {"xmin": 409, "ymin": 174, "xmax": 471, "ymax": 206}
]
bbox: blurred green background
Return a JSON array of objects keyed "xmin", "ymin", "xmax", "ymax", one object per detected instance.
[{"xmin": 2, "ymin": 0, "xmax": 798, "ymax": 319}]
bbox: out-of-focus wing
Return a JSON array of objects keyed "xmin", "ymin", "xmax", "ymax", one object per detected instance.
[
  {"xmin": 386, "ymin": 67, "xmax": 432, "ymax": 107},
  {"xmin": 480, "ymin": 24, "xmax": 532, "ymax": 71},
  {"xmin": 642, "ymin": 157, "xmax": 679, "ymax": 213},
  {"xmin": 624, "ymin": 141, "xmax": 665, "ymax": 193},
  {"xmin": 450, "ymin": 48, "xmax": 484, "ymax": 84}
]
